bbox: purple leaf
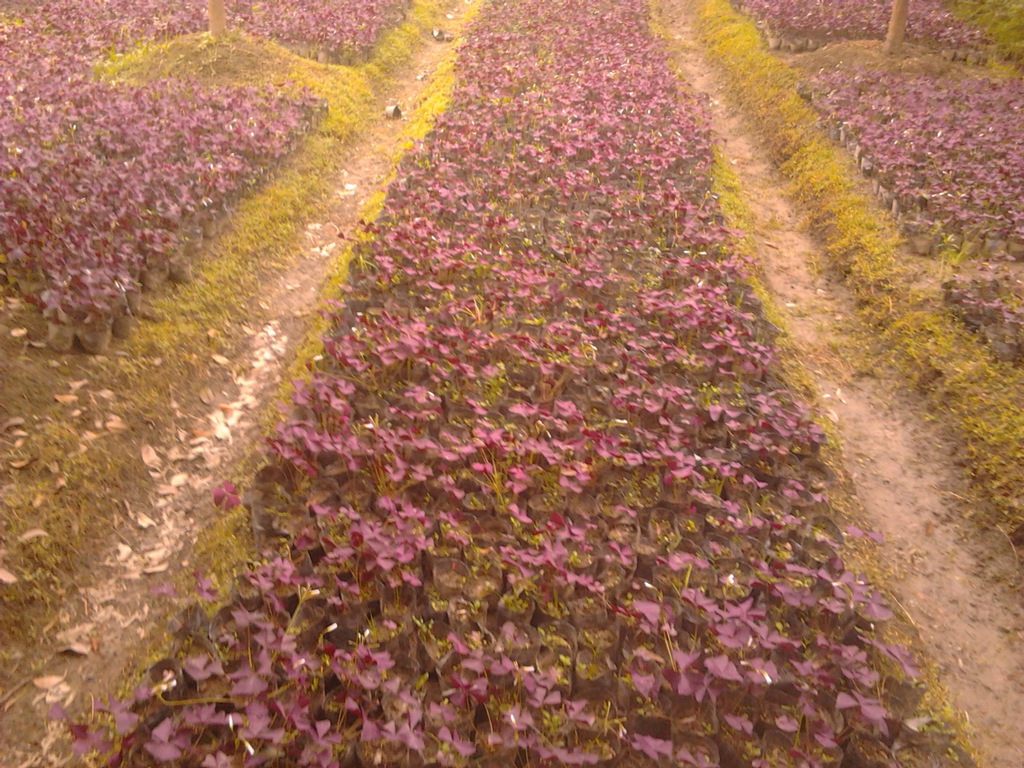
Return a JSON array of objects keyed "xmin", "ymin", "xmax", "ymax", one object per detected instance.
[
  {"xmin": 724, "ymin": 713, "xmax": 753, "ymax": 735},
  {"xmin": 212, "ymin": 481, "xmax": 240, "ymax": 510},
  {"xmin": 775, "ymin": 713, "xmax": 800, "ymax": 733},
  {"xmin": 836, "ymin": 692, "xmax": 859, "ymax": 710},
  {"xmin": 145, "ymin": 718, "xmax": 183, "ymax": 761},
  {"xmin": 631, "ymin": 733, "xmax": 674, "ymax": 760},
  {"xmin": 705, "ymin": 655, "xmax": 744, "ymax": 682}
]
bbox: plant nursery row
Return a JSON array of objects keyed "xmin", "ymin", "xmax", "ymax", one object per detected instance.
[
  {"xmin": 0, "ymin": 0, "xmax": 409, "ymax": 350},
  {"xmin": 737, "ymin": 0, "xmax": 986, "ymax": 49},
  {"xmin": 811, "ymin": 71, "xmax": 1024, "ymax": 363},
  {"xmin": 814, "ymin": 71, "xmax": 1024, "ymax": 254},
  {"xmin": 11, "ymin": 0, "xmax": 412, "ymax": 64}
]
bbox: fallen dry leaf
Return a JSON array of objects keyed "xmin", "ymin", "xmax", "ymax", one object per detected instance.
[
  {"xmin": 68, "ymin": 379, "xmax": 88, "ymax": 390},
  {"xmin": 32, "ymin": 675, "xmax": 65, "ymax": 690},
  {"xmin": 135, "ymin": 513, "xmax": 157, "ymax": 529},
  {"xmin": 140, "ymin": 444, "xmax": 160, "ymax": 469},
  {"xmin": 105, "ymin": 416, "xmax": 129, "ymax": 431},
  {"xmin": 59, "ymin": 643, "xmax": 90, "ymax": 657},
  {"xmin": 143, "ymin": 562, "xmax": 169, "ymax": 575},
  {"xmin": 166, "ymin": 446, "xmax": 188, "ymax": 462},
  {"xmin": 156, "ymin": 484, "xmax": 178, "ymax": 496},
  {"xmin": 0, "ymin": 417, "xmax": 26, "ymax": 432},
  {"xmin": 169, "ymin": 472, "xmax": 189, "ymax": 487},
  {"xmin": 65, "ymin": 620, "xmax": 96, "ymax": 634},
  {"xmin": 9, "ymin": 327, "xmax": 27, "ymax": 338},
  {"xmin": 9, "ymin": 458, "xmax": 32, "ymax": 469},
  {"xmin": 53, "ymin": 394, "xmax": 78, "ymax": 404},
  {"xmin": 18, "ymin": 528, "xmax": 48, "ymax": 542},
  {"xmin": 211, "ymin": 354, "xmax": 230, "ymax": 366},
  {"xmin": 0, "ymin": 567, "xmax": 17, "ymax": 584}
]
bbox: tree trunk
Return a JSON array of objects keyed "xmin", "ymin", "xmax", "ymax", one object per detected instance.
[
  {"xmin": 208, "ymin": 0, "xmax": 227, "ymax": 36},
  {"xmin": 883, "ymin": 0, "xmax": 909, "ymax": 54}
]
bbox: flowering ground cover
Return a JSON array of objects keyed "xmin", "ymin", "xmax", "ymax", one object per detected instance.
[
  {"xmin": 0, "ymin": 0, "xmax": 409, "ymax": 350},
  {"xmin": 737, "ymin": 0, "xmax": 987, "ymax": 48},
  {"xmin": 55, "ymin": 0, "xmax": 940, "ymax": 765}
]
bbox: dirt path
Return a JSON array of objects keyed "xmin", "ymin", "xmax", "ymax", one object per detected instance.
[
  {"xmin": 0, "ymin": 10, "xmax": 470, "ymax": 763},
  {"xmin": 660, "ymin": 2, "xmax": 1024, "ymax": 765}
]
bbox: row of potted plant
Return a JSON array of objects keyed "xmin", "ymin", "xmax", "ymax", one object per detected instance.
[
  {"xmin": 809, "ymin": 69, "xmax": 1024, "ymax": 364},
  {"xmin": 943, "ymin": 268, "xmax": 1024, "ymax": 363},
  {"xmin": 728, "ymin": 0, "xmax": 1023, "ymax": 366},
  {"xmin": 814, "ymin": 70, "xmax": 1024, "ymax": 254},
  {"xmin": 63, "ymin": 0, "xmax": 932, "ymax": 764},
  {"xmin": 10, "ymin": 0, "xmax": 414, "ymax": 64},
  {"xmin": 736, "ymin": 0, "xmax": 987, "ymax": 49},
  {"xmin": 0, "ymin": 69, "xmax": 321, "ymax": 349}
]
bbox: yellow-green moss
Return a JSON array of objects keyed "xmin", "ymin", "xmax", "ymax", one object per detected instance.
[
  {"xmin": 0, "ymin": 0, "xmax": 468, "ymax": 647},
  {"xmin": 689, "ymin": 0, "xmax": 1024, "ymax": 536}
]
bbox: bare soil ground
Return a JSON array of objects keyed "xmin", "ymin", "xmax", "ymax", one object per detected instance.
[
  {"xmin": 0, "ymin": 9, "xmax": 469, "ymax": 762},
  {"xmin": 660, "ymin": 3, "xmax": 1024, "ymax": 765}
]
